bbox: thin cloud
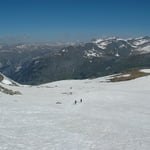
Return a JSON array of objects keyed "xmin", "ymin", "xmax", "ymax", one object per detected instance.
[{"xmin": 0, "ymin": 34, "xmax": 31, "ymax": 44}]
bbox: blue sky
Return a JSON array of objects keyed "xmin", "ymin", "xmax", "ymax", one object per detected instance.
[{"xmin": 0, "ymin": 0, "xmax": 150, "ymax": 43}]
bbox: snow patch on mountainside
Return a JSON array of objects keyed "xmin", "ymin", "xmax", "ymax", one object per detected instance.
[
  {"xmin": 97, "ymin": 41, "xmax": 111, "ymax": 49},
  {"xmin": 117, "ymin": 74, "xmax": 131, "ymax": 78},
  {"xmin": 15, "ymin": 66, "xmax": 22, "ymax": 72},
  {"xmin": 133, "ymin": 39, "xmax": 149, "ymax": 46},
  {"xmin": 1, "ymin": 78, "xmax": 12, "ymax": 85},
  {"xmin": 137, "ymin": 45, "xmax": 150, "ymax": 54},
  {"xmin": 119, "ymin": 44, "xmax": 126, "ymax": 48},
  {"xmin": 115, "ymin": 52, "xmax": 120, "ymax": 57},
  {"xmin": 140, "ymin": 69, "xmax": 150, "ymax": 73},
  {"xmin": 93, "ymin": 39, "xmax": 103, "ymax": 44},
  {"xmin": 0, "ymin": 73, "xmax": 19, "ymax": 86},
  {"xmin": 92, "ymin": 38, "xmax": 116, "ymax": 49},
  {"xmin": 84, "ymin": 48, "xmax": 103, "ymax": 58}
]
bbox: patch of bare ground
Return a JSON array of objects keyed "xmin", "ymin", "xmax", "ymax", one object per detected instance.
[{"xmin": 110, "ymin": 67, "xmax": 150, "ymax": 82}]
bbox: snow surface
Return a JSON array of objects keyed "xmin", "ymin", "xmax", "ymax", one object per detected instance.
[
  {"xmin": 1, "ymin": 79, "xmax": 12, "ymax": 85},
  {"xmin": 93, "ymin": 39, "xmax": 103, "ymax": 44},
  {"xmin": 92, "ymin": 37, "xmax": 150, "ymax": 55},
  {"xmin": 119, "ymin": 44, "xmax": 126, "ymax": 48},
  {"xmin": 62, "ymin": 49, "xmax": 68, "ymax": 53},
  {"xmin": 84, "ymin": 48, "xmax": 103, "ymax": 58},
  {"xmin": 96, "ymin": 41, "xmax": 112, "ymax": 49},
  {"xmin": 0, "ymin": 74, "xmax": 150, "ymax": 150},
  {"xmin": 133, "ymin": 39, "xmax": 149, "ymax": 46},
  {"xmin": 116, "ymin": 74, "xmax": 131, "ymax": 78},
  {"xmin": 140, "ymin": 69, "xmax": 150, "ymax": 73},
  {"xmin": 1, "ymin": 75, "xmax": 13, "ymax": 85},
  {"xmin": 115, "ymin": 53, "xmax": 120, "ymax": 57},
  {"xmin": 137, "ymin": 45, "xmax": 150, "ymax": 54},
  {"xmin": 0, "ymin": 73, "xmax": 19, "ymax": 86},
  {"xmin": 15, "ymin": 66, "xmax": 22, "ymax": 72}
]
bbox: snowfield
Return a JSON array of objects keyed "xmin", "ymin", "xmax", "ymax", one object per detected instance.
[
  {"xmin": 0, "ymin": 74, "xmax": 150, "ymax": 150},
  {"xmin": 140, "ymin": 69, "xmax": 150, "ymax": 73}
]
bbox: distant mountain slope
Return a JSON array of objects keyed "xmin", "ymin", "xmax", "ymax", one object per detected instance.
[
  {"xmin": 0, "ymin": 43, "xmax": 61, "ymax": 77},
  {"xmin": 1, "ymin": 36, "xmax": 150, "ymax": 85}
]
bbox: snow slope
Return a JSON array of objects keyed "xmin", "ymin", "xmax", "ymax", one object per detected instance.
[
  {"xmin": 0, "ymin": 74, "xmax": 150, "ymax": 150},
  {"xmin": 137, "ymin": 45, "xmax": 150, "ymax": 54},
  {"xmin": 0, "ymin": 73, "xmax": 19, "ymax": 86},
  {"xmin": 140, "ymin": 69, "xmax": 150, "ymax": 73}
]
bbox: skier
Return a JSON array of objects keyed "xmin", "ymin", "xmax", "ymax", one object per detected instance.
[
  {"xmin": 80, "ymin": 99, "xmax": 82, "ymax": 103},
  {"xmin": 74, "ymin": 100, "xmax": 77, "ymax": 104}
]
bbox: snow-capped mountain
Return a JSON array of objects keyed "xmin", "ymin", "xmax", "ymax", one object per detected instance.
[
  {"xmin": 89, "ymin": 36, "xmax": 150, "ymax": 57},
  {"xmin": 0, "ymin": 36, "xmax": 150, "ymax": 85},
  {"xmin": 58, "ymin": 36, "xmax": 150, "ymax": 60}
]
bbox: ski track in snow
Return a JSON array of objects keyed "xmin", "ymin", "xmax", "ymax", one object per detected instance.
[{"xmin": 0, "ymin": 75, "xmax": 150, "ymax": 150}]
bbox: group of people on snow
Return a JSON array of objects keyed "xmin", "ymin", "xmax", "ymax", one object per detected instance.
[{"xmin": 74, "ymin": 99, "xmax": 82, "ymax": 104}]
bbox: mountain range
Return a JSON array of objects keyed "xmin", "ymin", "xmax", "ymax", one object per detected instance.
[{"xmin": 0, "ymin": 36, "xmax": 150, "ymax": 85}]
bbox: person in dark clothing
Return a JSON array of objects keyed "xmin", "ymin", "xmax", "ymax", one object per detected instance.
[
  {"xmin": 74, "ymin": 100, "xmax": 77, "ymax": 104},
  {"xmin": 80, "ymin": 99, "xmax": 82, "ymax": 103}
]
